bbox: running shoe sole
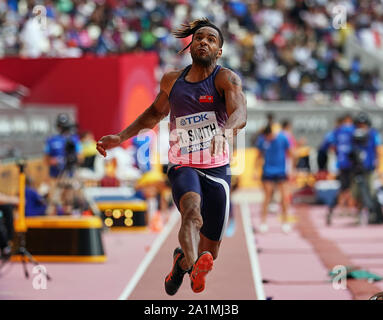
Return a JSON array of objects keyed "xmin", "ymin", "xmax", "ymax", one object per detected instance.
[{"xmin": 190, "ymin": 251, "xmax": 213, "ymax": 293}]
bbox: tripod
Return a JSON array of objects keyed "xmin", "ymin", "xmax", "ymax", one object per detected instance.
[
  {"xmin": 13, "ymin": 160, "xmax": 52, "ymax": 281},
  {"xmin": 353, "ymin": 173, "xmax": 383, "ymax": 224},
  {"xmin": 326, "ymin": 171, "xmax": 383, "ymax": 226}
]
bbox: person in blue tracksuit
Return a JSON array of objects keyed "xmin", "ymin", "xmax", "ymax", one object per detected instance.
[
  {"xmin": 349, "ymin": 112, "xmax": 382, "ymax": 224},
  {"xmin": 319, "ymin": 114, "xmax": 355, "ymax": 224}
]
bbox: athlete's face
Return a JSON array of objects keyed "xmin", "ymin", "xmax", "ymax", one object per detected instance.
[{"xmin": 190, "ymin": 27, "xmax": 222, "ymax": 67}]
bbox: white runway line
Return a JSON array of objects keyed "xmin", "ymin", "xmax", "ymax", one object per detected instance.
[
  {"xmin": 240, "ymin": 202, "xmax": 266, "ymax": 300},
  {"xmin": 117, "ymin": 209, "xmax": 180, "ymax": 300}
]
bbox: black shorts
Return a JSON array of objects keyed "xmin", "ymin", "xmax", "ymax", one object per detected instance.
[
  {"xmin": 337, "ymin": 169, "xmax": 353, "ymax": 191},
  {"xmin": 167, "ymin": 164, "xmax": 231, "ymax": 241},
  {"xmin": 262, "ymin": 173, "xmax": 287, "ymax": 182}
]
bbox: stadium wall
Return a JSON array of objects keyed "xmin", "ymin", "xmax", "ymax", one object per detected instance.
[{"xmin": 0, "ymin": 53, "xmax": 158, "ymax": 142}]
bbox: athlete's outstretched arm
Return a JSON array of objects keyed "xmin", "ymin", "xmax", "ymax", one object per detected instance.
[
  {"xmin": 211, "ymin": 69, "xmax": 247, "ymax": 156},
  {"xmin": 96, "ymin": 74, "xmax": 173, "ymax": 157}
]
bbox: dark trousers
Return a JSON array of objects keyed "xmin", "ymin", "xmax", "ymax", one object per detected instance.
[{"xmin": 0, "ymin": 204, "xmax": 14, "ymax": 249}]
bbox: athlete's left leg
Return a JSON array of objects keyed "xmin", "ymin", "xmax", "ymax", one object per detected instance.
[
  {"xmin": 197, "ymin": 165, "xmax": 231, "ymax": 257},
  {"xmin": 188, "ymin": 166, "xmax": 231, "ymax": 293}
]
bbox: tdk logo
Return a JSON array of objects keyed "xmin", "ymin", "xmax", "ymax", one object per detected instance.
[{"xmin": 182, "ymin": 113, "xmax": 209, "ymax": 125}]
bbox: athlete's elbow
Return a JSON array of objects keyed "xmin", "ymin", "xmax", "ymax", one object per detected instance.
[
  {"xmin": 149, "ymin": 105, "xmax": 168, "ymax": 122},
  {"xmin": 232, "ymin": 121, "xmax": 246, "ymax": 137}
]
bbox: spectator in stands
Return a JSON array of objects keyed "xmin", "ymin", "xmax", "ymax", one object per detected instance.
[
  {"xmin": 100, "ymin": 157, "xmax": 120, "ymax": 187},
  {"xmin": 1, "ymin": 0, "xmax": 382, "ymax": 102},
  {"xmin": 46, "ymin": 180, "xmax": 89, "ymax": 216},
  {"xmin": 79, "ymin": 130, "xmax": 97, "ymax": 172}
]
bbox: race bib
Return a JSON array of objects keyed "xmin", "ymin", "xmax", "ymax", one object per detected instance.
[{"xmin": 175, "ymin": 111, "xmax": 218, "ymax": 155}]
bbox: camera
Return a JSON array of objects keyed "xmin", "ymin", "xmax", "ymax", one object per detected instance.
[
  {"xmin": 349, "ymin": 113, "xmax": 370, "ymax": 174},
  {"xmin": 65, "ymin": 137, "xmax": 78, "ymax": 170},
  {"xmin": 56, "ymin": 114, "xmax": 78, "ymax": 173},
  {"xmin": 348, "ymin": 131, "xmax": 368, "ymax": 175},
  {"xmin": 352, "ymin": 128, "xmax": 369, "ymax": 146}
]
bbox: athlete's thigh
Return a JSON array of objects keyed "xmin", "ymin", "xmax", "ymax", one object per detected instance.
[{"xmin": 167, "ymin": 165, "xmax": 202, "ymax": 211}]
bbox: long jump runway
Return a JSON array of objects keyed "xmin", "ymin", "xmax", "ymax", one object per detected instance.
[{"xmin": 125, "ymin": 203, "xmax": 260, "ymax": 300}]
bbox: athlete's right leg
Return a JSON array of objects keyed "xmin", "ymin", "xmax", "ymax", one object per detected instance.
[
  {"xmin": 178, "ymin": 191, "xmax": 203, "ymax": 270},
  {"xmin": 167, "ymin": 165, "xmax": 203, "ymax": 270},
  {"xmin": 165, "ymin": 165, "xmax": 203, "ymax": 295}
]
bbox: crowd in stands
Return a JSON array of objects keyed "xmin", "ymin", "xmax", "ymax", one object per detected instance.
[{"xmin": 1, "ymin": 0, "xmax": 383, "ymax": 101}]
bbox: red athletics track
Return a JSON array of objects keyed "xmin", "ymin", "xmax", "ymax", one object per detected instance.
[
  {"xmin": 125, "ymin": 203, "xmax": 258, "ymax": 300},
  {"xmin": 1, "ymin": 189, "xmax": 382, "ymax": 300},
  {"xmin": 124, "ymin": 189, "xmax": 382, "ymax": 300},
  {"xmin": 0, "ymin": 230, "xmax": 158, "ymax": 300}
]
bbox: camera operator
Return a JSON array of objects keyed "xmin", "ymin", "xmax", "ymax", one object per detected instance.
[
  {"xmin": 45, "ymin": 113, "xmax": 82, "ymax": 180},
  {"xmin": 320, "ymin": 114, "xmax": 355, "ymax": 225},
  {"xmin": 349, "ymin": 112, "xmax": 383, "ymax": 224},
  {"xmin": 44, "ymin": 114, "xmax": 82, "ymax": 214}
]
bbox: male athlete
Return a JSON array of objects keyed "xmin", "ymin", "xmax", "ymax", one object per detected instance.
[{"xmin": 96, "ymin": 18, "xmax": 247, "ymax": 295}]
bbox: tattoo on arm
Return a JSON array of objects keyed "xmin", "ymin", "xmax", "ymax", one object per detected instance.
[{"xmin": 228, "ymin": 74, "xmax": 241, "ymax": 86}]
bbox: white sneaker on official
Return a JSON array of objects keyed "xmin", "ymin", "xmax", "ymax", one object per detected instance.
[
  {"xmin": 259, "ymin": 224, "xmax": 269, "ymax": 233},
  {"xmin": 281, "ymin": 223, "xmax": 292, "ymax": 234}
]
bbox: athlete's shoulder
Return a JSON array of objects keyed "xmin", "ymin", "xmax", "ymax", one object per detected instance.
[
  {"xmin": 215, "ymin": 67, "xmax": 242, "ymax": 88},
  {"xmin": 160, "ymin": 69, "xmax": 183, "ymax": 96},
  {"xmin": 161, "ymin": 69, "xmax": 183, "ymax": 81},
  {"xmin": 216, "ymin": 67, "xmax": 240, "ymax": 78}
]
